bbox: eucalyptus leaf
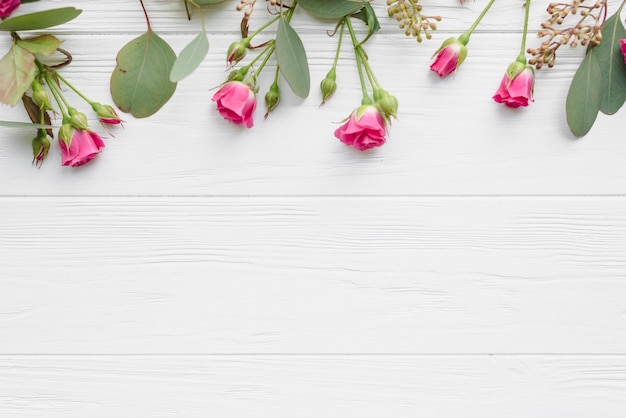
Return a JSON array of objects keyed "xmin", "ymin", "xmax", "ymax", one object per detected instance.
[
  {"xmin": 111, "ymin": 30, "xmax": 178, "ymax": 118},
  {"xmin": 298, "ymin": 0, "xmax": 367, "ymax": 20},
  {"xmin": 0, "ymin": 7, "xmax": 82, "ymax": 31},
  {"xmin": 595, "ymin": 9, "xmax": 626, "ymax": 115},
  {"xmin": 0, "ymin": 120, "xmax": 53, "ymax": 129},
  {"xmin": 275, "ymin": 19, "xmax": 310, "ymax": 98},
  {"xmin": 351, "ymin": 2, "xmax": 380, "ymax": 45},
  {"xmin": 566, "ymin": 48, "xmax": 603, "ymax": 138},
  {"xmin": 170, "ymin": 29, "xmax": 209, "ymax": 82},
  {"xmin": 0, "ymin": 45, "xmax": 37, "ymax": 106},
  {"xmin": 17, "ymin": 35, "xmax": 62, "ymax": 56}
]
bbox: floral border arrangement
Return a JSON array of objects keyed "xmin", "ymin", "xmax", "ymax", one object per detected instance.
[{"xmin": 1, "ymin": 0, "xmax": 625, "ymax": 167}]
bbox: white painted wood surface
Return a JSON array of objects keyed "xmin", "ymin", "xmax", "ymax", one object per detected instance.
[{"xmin": 1, "ymin": 1, "xmax": 626, "ymax": 416}]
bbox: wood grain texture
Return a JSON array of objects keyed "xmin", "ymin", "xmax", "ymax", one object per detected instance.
[
  {"xmin": 2, "ymin": 197, "xmax": 626, "ymax": 354},
  {"xmin": 1, "ymin": 355, "xmax": 626, "ymax": 418}
]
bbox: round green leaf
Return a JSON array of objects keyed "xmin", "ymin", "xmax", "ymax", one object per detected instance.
[
  {"xmin": 298, "ymin": 0, "xmax": 367, "ymax": 19},
  {"xmin": 111, "ymin": 31, "xmax": 178, "ymax": 119}
]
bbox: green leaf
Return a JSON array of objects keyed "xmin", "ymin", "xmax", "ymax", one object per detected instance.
[
  {"xmin": 170, "ymin": 29, "xmax": 209, "ymax": 82},
  {"xmin": 298, "ymin": 0, "xmax": 367, "ymax": 19},
  {"xmin": 275, "ymin": 19, "xmax": 310, "ymax": 98},
  {"xmin": 0, "ymin": 45, "xmax": 37, "ymax": 106},
  {"xmin": 0, "ymin": 120, "xmax": 52, "ymax": 129},
  {"xmin": 0, "ymin": 7, "xmax": 82, "ymax": 31},
  {"xmin": 566, "ymin": 47, "xmax": 603, "ymax": 138},
  {"xmin": 351, "ymin": 2, "xmax": 380, "ymax": 45},
  {"xmin": 595, "ymin": 9, "xmax": 626, "ymax": 115},
  {"xmin": 111, "ymin": 30, "xmax": 178, "ymax": 118},
  {"xmin": 17, "ymin": 35, "xmax": 63, "ymax": 56}
]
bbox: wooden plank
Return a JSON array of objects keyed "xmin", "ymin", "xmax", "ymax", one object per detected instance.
[
  {"xmin": 0, "ymin": 32, "xmax": 622, "ymax": 196},
  {"xmin": 1, "ymin": 355, "xmax": 625, "ymax": 417},
  {"xmin": 1, "ymin": 197, "xmax": 626, "ymax": 353}
]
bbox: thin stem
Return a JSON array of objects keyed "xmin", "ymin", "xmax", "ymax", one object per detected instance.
[
  {"xmin": 247, "ymin": 40, "xmax": 275, "ymax": 68},
  {"xmin": 255, "ymin": 44, "xmax": 276, "ymax": 75},
  {"xmin": 248, "ymin": 14, "xmax": 281, "ymax": 41},
  {"xmin": 345, "ymin": 17, "xmax": 370, "ymax": 103},
  {"xmin": 187, "ymin": 0, "xmax": 206, "ymax": 32},
  {"xmin": 358, "ymin": 48, "xmax": 382, "ymax": 92},
  {"xmin": 518, "ymin": 0, "xmax": 531, "ymax": 61},
  {"xmin": 44, "ymin": 73, "xmax": 69, "ymax": 119},
  {"xmin": 460, "ymin": 0, "xmax": 496, "ymax": 43},
  {"xmin": 54, "ymin": 72, "xmax": 93, "ymax": 105},
  {"xmin": 331, "ymin": 21, "xmax": 345, "ymax": 72},
  {"xmin": 139, "ymin": 0, "xmax": 151, "ymax": 32}
]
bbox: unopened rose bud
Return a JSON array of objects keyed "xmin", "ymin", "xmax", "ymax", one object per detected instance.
[
  {"xmin": 227, "ymin": 38, "xmax": 250, "ymax": 65},
  {"xmin": 92, "ymin": 102, "xmax": 123, "ymax": 125},
  {"xmin": 264, "ymin": 82, "xmax": 280, "ymax": 118},
  {"xmin": 376, "ymin": 90, "xmax": 398, "ymax": 121},
  {"xmin": 68, "ymin": 108, "xmax": 89, "ymax": 130},
  {"xmin": 31, "ymin": 81, "xmax": 52, "ymax": 110},
  {"xmin": 320, "ymin": 69, "xmax": 337, "ymax": 105},
  {"xmin": 58, "ymin": 123, "xmax": 75, "ymax": 148},
  {"xmin": 506, "ymin": 61, "xmax": 527, "ymax": 81},
  {"xmin": 31, "ymin": 130, "xmax": 50, "ymax": 167}
]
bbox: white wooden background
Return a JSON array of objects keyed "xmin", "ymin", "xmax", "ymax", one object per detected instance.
[{"xmin": 1, "ymin": 0, "xmax": 626, "ymax": 416}]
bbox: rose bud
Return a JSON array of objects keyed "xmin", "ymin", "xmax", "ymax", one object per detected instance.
[
  {"xmin": 320, "ymin": 69, "xmax": 337, "ymax": 105},
  {"xmin": 334, "ymin": 105, "xmax": 387, "ymax": 151},
  {"xmin": 0, "ymin": 0, "xmax": 20, "ymax": 18},
  {"xmin": 430, "ymin": 36, "xmax": 468, "ymax": 77},
  {"xmin": 492, "ymin": 62, "xmax": 534, "ymax": 108},
  {"xmin": 264, "ymin": 81, "xmax": 280, "ymax": 119},
  {"xmin": 211, "ymin": 80, "xmax": 257, "ymax": 128}
]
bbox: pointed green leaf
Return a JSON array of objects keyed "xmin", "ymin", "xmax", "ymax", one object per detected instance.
[
  {"xmin": 0, "ymin": 45, "xmax": 37, "ymax": 106},
  {"xmin": 298, "ymin": 0, "xmax": 368, "ymax": 19},
  {"xmin": 351, "ymin": 2, "xmax": 380, "ymax": 45},
  {"xmin": 0, "ymin": 120, "xmax": 52, "ymax": 129},
  {"xmin": 595, "ymin": 10, "xmax": 626, "ymax": 115},
  {"xmin": 0, "ymin": 7, "xmax": 82, "ymax": 31},
  {"xmin": 275, "ymin": 19, "xmax": 310, "ymax": 98},
  {"xmin": 566, "ymin": 47, "xmax": 603, "ymax": 138},
  {"xmin": 170, "ymin": 29, "xmax": 209, "ymax": 82},
  {"xmin": 17, "ymin": 35, "xmax": 63, "ymax": 56},
  {"xmin": 111, "ymin": 30, "xmax": 178, "ymax": 118}
]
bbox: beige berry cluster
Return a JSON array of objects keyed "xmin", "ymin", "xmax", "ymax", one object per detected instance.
[{"xmin": 387, "ymin": 0, "xmax": 442, "ymax": 42}]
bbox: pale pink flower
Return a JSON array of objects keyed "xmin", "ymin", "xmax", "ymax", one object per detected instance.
[
  {"xmin": 0, "ymin": 0, "xmax": 19, "ymax": 18},
  {"xmin": 430, "ymin": 37, "xmax": 468, "ymax": 77},
  {"xmin": 621, "ymin": 39, "xmax": 626, "ymax": 64},
  {"xmin": 211, "ymin": 81, "xmax": 256, "ymax": 128},
  {"xmin": 59, "ymin": 127, "xmax": 105, "ymax": 167},
  {"xmin": 493, "ymin": 67, "xmax": 535, "ymax": 108},
  {"xmin": 334, "ymin": 105, "xmax": 387, "ymax": 151}
]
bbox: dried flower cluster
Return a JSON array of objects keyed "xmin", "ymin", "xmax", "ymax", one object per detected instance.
[
  {"xmin": 528, "ymin": 0, "xmax": 607, "ymax": 69},
  {"xmin": 387, "ymin": 0, "xmax": 442, "ymax": 42}
]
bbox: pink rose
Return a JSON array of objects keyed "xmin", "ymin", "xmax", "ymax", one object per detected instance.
[
  {"xmin": 211, "ymin": 81, "xmax": 256, "ymax": 128},
  {"xmin": 59, "ymin": 126, "xmax": 105, "ymax": 167},
  {"xmin": 334, "ymin": 105, "xmax": 387, "ymax": 151},
  {"xmin": 0, "ymin": 0, "xmax": 19, "ymax": 18},
  {"xmin": 430, "ymin": 37, "xmax": 468, "ymax": 77},
  {"xmin": 621, "ymin": 39, "xmax": 626, "ymax": 64},
  {"xmin": 493, "ymin": 66, "xmax": 535, "ymax": 108}
]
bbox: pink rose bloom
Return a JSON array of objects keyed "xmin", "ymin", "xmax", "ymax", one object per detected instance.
[
  {"xmin": 0, "ymin": 0, "xmax": 19, "ymax": 18},
  {"xmin": 334, "ymin": 105, "xmax": 387, "ymax": 151},
  {"xmin": 493, "ymin": 66, "xmax": 535, "ymax": 108},
  {"xmin": 59, "ymin": 128, "xmax": 105, "ymax": 167},
  {"xmin": 211, "ymin": 81, "xmax": 256, "ymax": 128},
  {"xmin": 621, "ymin": 39, "xmax": 626, "ymax": 64},
  {"xmin": 430, "ymin": 37, "xmax": 468, "ymax": 77}
]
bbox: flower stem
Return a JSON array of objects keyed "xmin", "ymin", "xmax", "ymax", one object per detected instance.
[
  {"xmin": 54, "ymin": 71, "xmax": 94, "ymax": 105},
  {"xmin": 139, "ymin": 0, "xmax": 151, "ymax": 32},
  {"xmin": 459, "ymin": 0, "xmax": 496, "ymax": 44},
  {"xmin": 44, "ymin": 72, "xmax": 69, "ymax": 120},
  {"xmin": 517, "ymin": 0, "xmax": 531, "ymax": 63},
  {"xmin": 255, "ymin": 44, "xmax": 276, "ymax": 75},
  {"xmin": 247, "ymin": 40, "xmax": 275, "ymax": 69},
  {"xmin": 331, "ymin": 21, "xmax": 345, "ymax": 73},
  {"xmin": 248, "ymin": 14, "xmax": 281, "ymax": 41},
  {"xmin": 346, "ymin": 17, "xmax": 371, "ymax": 104},
  {"xmin": 186, "ymin": 0, "xmax": 206, "ymax": 32}
]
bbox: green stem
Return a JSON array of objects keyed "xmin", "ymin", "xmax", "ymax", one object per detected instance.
[
  {"xmin": 54, "ymin": 71, "xmax": 94, "ymax": 105},
  {"xmin": 459, "ymin": 0, "xmax": 496, "ymax": 44},
  {"xmin": 331, "ymin": 21, "xmax": 345, "ymax": 73},
  {"xmin": 345, "ymin": 17, "xmax": 370, "ymax": 103},
  {"xmin": 186, "ymin": 0, "xmax": 206, "ymax": 32},
  {"xmin": 517, "ymin": 0, "xmax": 531, "ymax": 62},
  {"xmin": 248, "ymin": 14, "xmax": 282, "ymax": 41},
  {"xmin": 255, "ymin": 44, "xmax": 276, "ymax": 75},
  {"xmin": 44, "ymin": 73, "xmax": 69, "ymax": 120},
  {"xmin": 357, "ymin": 48, "xmax": 382, "ymax": 92},
  {"xmin": 247, "ymin": 40, "xmax": 275, "ymax": 68}
]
